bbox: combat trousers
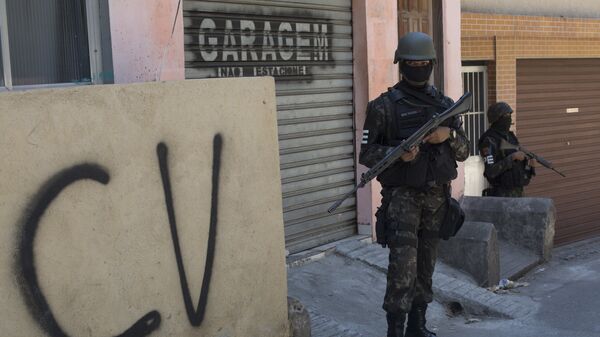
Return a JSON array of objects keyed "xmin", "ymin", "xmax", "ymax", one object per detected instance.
[{"xmin": 381, "ymin": 185, "xmax": 447, "ymax": 314}]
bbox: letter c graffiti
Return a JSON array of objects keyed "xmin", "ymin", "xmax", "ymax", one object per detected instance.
[{"xmin": 14, "ymin": 164, "xmax": 160, "ymax": 337}]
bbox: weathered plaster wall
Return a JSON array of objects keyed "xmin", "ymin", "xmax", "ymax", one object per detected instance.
[
  {"xmin": 443, "ymin": 0, "xmax": 466, "ymax": 198},
  {"xmin": 352, "ymin": 0, "xmax": 399, "ymax": 236},
  {"xmin": 108, "ymin": 0, "xmax": 185, "ymax": 83},
  {"xmin": 0, "ymin": 78, "xmax": 288, "ymax": 336}
]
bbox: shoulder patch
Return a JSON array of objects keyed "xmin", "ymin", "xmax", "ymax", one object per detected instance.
[{"xmin": 481, "ymin": 146, "xmax": 495, "ymax": 164}]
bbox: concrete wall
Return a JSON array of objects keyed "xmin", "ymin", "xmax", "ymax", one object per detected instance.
[
  {"xmin": 0, "ymin": 78, "xmax": 289, "ymax": 337},
  {"xmin": 108, "ymin": 0, "xmax": 185, "ymax": 83},
  {"xmin": 463, "ymin": 196, "xmax": 556, "ymax": 261},
  {"xmin": 462, "ymin": 0, "xmax": 600, "ymax": 19}
]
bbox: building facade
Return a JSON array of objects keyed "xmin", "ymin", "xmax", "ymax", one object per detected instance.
[
  {"xmin": 461, "ymin": 1, "xmax": 600, "ymax": 245},
  {"xmin": 0, "ymin": 0, "xmax": 463, "ymax": 253}
]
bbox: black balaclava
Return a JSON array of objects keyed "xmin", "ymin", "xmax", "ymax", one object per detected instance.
[
  {"xmin": 492, "ymin": 114, "xmax": 512, "ymax": 133},
  {"xmin": 401, "ymin": 61, "xmax": 433, "ymax": 87}
]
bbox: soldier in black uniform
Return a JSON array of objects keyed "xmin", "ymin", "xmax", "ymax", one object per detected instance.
[
  {"xmin": 478, "ymin": 102, "xmax": 537, "ymax": 197},
  {"xmin": 359, "ymin": 32, "xmax": 469, "ymax": 337}
]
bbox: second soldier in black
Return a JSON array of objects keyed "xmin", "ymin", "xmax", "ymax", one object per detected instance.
[{"xmin": 478, "ymin": 102, "xmax": 537, "ymax": 197}]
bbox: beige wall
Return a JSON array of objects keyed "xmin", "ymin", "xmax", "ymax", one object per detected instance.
[{"xmin": 0, "ymin": 78, "xmax": 288, "ymax": 336}]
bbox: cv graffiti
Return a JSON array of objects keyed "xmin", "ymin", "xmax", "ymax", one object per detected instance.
[{"xmin": 14, "ymin": 135, "xmax": 223, "ymax": 336}]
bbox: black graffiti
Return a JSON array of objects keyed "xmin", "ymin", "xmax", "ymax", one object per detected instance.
[
  {"xmin": 156, "ymin": 134, "xmax": 222, "ymax": 326},
  {"xmin": 14, "ymin": 164, "xmax": 161, "ymax": 337},
  {"xmin": 14, "ymin": 136, "xmax": 223, "ymax": 335}
]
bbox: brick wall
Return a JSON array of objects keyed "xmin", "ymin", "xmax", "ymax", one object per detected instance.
[
  {"xmin": 486, "ymin": 60, "xmax": 496, "ymax": 108},
  {"xmin": 462, "ymin": 12, "xmax": 600, "ymax": 127}
]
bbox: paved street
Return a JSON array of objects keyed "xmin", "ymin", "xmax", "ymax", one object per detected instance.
[{"xmin": 288, "ymin": 237, "xmax": 600, "ymax": 337}]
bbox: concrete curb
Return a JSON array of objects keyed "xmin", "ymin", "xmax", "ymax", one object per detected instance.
[{"xmin": 331, "ymin": 238, "xmax": 536, "ymax": 319}]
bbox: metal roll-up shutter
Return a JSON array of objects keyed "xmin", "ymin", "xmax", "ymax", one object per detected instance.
[
  {"xmin": 517, "ymin": 58, "xmax": 600, "ymax": 245},
  {"xmin": 183, "ymin": 0, "xmax": 356, "ymax": 253}
]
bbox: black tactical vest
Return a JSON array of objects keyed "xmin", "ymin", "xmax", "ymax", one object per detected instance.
[
  {"xmin": 376, "ymin": 85, "xmax": 458, "ymax": 189},
  {"xmin": 479, "ymin": 129, "xmax": 531, "ymax": 188}
]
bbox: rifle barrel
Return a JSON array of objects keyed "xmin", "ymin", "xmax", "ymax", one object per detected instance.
[{"xmin": 328, "ymin": 185, "xmax": 360, "ymax": 213}]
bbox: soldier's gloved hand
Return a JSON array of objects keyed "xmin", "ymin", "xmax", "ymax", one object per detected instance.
[
  {"xmin": 401, "ymin": 146, "xmax": 419, "ymax": 162},
  {"xmin": 529, "ymin": 158, "xmax": 539, "ymax": 167},
  {"xmin": 512, "ymin": 151, "xmax": 527, "ymax": 161},
  {"xmin": 423, "ymin": 127, "xmax": 451, "ymax": 144}
]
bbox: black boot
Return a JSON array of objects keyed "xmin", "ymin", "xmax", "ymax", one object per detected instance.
[
  {"xmin": 405, "ymin": 303, "xmax": 436, "ymax": 337},
  {"xmin": 386, "ymin": 312, "xmax": 406, "ymax": 337}
]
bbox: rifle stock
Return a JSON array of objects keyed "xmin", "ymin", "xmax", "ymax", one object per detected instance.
[{"xmin": 327, "ymin": 92, "xmax": 473, "ymax": 213}]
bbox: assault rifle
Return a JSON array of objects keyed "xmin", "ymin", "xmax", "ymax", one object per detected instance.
[
  {"xmin": 327, "ymin": 92, "xmax": 473, "ymax": 213},
  {"xmin": 499, "ymin": 139, "xmax": 566, "ymax": 177}
]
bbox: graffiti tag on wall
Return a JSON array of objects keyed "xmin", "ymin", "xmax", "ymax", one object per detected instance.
[
  {"xmin": 188, "ymin": 16, "xmax": 334, "ymax": 78},
  {"xmin": 14, "ymin": 136, "xmax": 223, "ymax": 337}
]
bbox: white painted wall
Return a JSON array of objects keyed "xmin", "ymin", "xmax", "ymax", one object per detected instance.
[{"xmin": 463, "ymin": 156, "xmax": 487, "ymax": 196}]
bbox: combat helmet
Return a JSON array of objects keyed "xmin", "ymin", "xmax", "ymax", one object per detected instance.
[
  {"xmin": 487, "ymin": 102, "xmax": 513, "ymax": 124},
  {"xmin": 394, "ymin": 32, "xmax": 437, "ymax": 64}
]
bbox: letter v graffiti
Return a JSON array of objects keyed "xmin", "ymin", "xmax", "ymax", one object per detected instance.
[{"xmin": 156, "ymin": 134, "xmax": 222, "ymax": 327}]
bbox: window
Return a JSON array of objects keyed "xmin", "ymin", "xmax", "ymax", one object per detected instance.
[
  {"xmin": 0, "ymin": 0, "xmax": 104, "ymax": 89},
  {"xmin": 461, "ymin": 66, "xmax": 488, "ymax": 156}
]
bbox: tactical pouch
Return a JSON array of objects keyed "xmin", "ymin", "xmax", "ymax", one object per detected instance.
[
  {"xmin": 439, "ymin": 185, "xmax": 465, "ymax": 240},
  {"xmin": 375, "ymin": 189, "xmax": 392, "ymax": 247}
]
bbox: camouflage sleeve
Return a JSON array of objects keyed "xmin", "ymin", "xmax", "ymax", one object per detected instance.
[
  {"xmin": 479, "ymin": 136, "xmax": 514, "ymax": 179},
  {"xmin": 358, "ymin": 99, "xmax": 393, "ymax": 168},
  {"xmin": 449, "ymin": 126, "xmax": 470, "ymax": 162}
]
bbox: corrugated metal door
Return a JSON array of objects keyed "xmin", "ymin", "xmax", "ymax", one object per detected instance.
[
  {"xmin": 183, "ymin": 0, "xmax": 355, "ymax": 253},
  {"xmin": 517, "ymin": 58, "xmax": 600, "ymax": 245}
]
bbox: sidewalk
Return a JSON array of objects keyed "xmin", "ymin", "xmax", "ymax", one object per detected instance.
[
  {"xmin": 287, "ymin": 236, "xmax": 533, "ymax": 337},
  {"xmin": 286, "ymin": 236, "xmax": 600, "ymax": 337}
]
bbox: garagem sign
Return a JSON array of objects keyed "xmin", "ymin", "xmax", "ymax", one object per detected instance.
[{"xmin": 190, "ymin": 16, "xmax": 334, "ymax": 77}]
